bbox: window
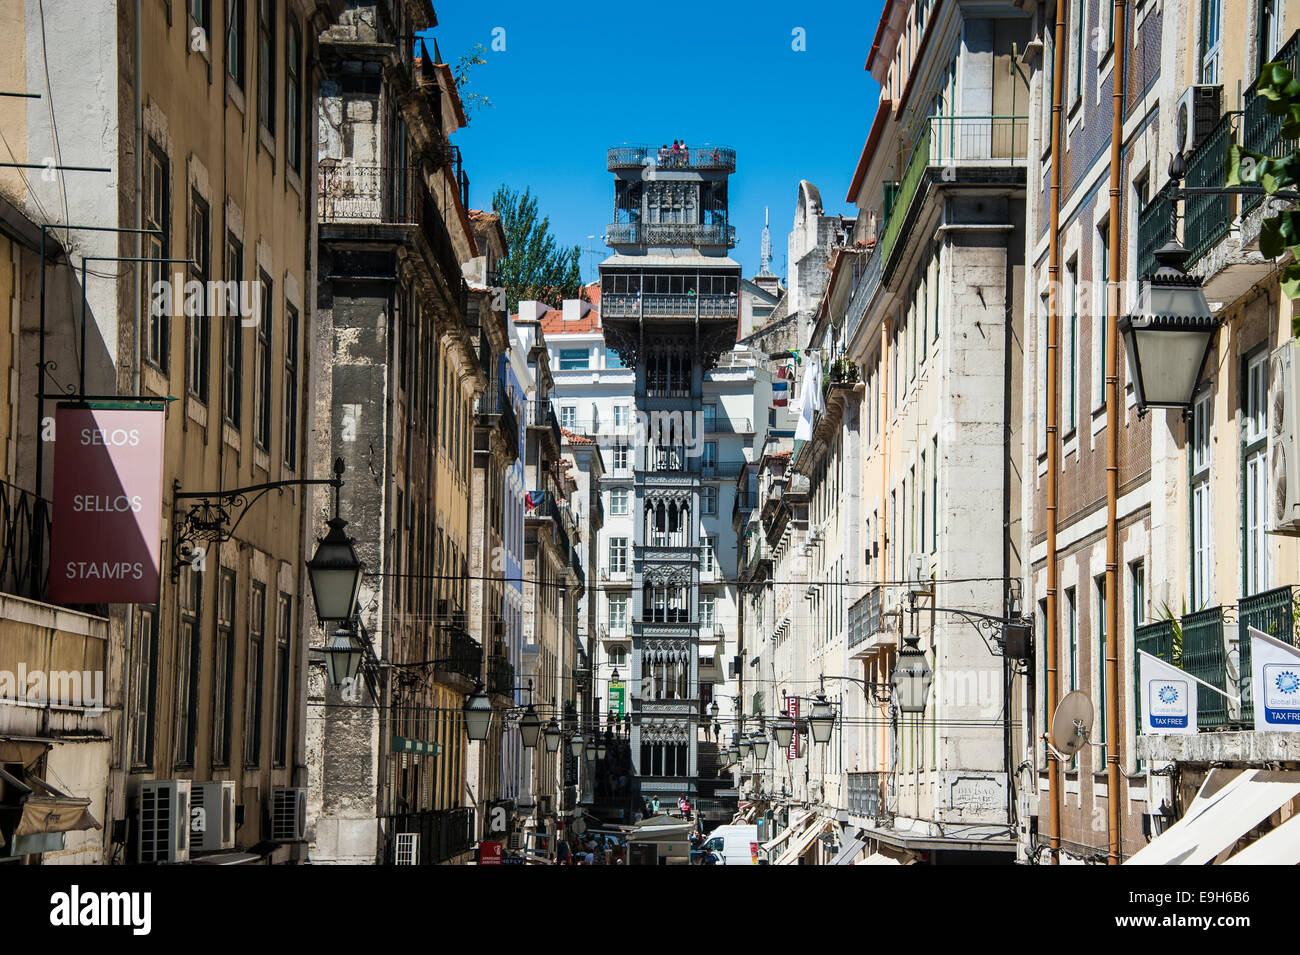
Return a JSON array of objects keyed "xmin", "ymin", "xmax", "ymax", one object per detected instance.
[
  {"xmin": 188, "ymin": 193, "xmax": 210, "ymax": 401},
  {"xmin": 1066, "ymin": 586, "xmax": 1078, "ymax": 769},
  {"xmin": 190, "ymin": 0, "xmax": 210, "ymax": 39},
  {"xmin": 700, "ymin": 592, "xmax": 715, "ymax": 629},
  {"xmin": 1106, "ymin": 0, "xmax": 1116, "ymax": 48},
  {"xmin": 1191, "ymin": 389, "xmax": 1213, "ymax": 607},
  {"xmin": 614, "ymin": 405, "xmax": 629, "ymax": 429},
  {"xmin": 255, "ymin": 272, "xmax": 273, "ymax": 451},
  {"xmin": 702, "ymin": 405, "xmax": 717, "ymax": 433},
  {"xmin": 1259, "ymin": 0, "xmax": 1282, "ymax": 76},
  {"xmin": 1070, "ymin": 0, "xmax": 1085, "ymax": 104},
  {"xmin": 1200, "ymin": 0, "xmax": 1223, "ymax": 84},
  {"xmin": 609, "ymin": 645, "xmax": 627, "ymax": 665},
  {"xmin": 274, "ymin": 593, "xmax": 292, "ymax": 766},
  {"xmin": 609, "ymin": 594, "xmax": 627, "ymax": 632},
  {"xmin": 609, "ymin": 537, "xmax": 628, "ymax": 575},
  {"xmin": 605, "ymin": 347, "xmax": 624, "ymax": 369},
  {"xmin": 920, "ymin": 450, "xmax": 927, "ymax": 556},
  {"xmin": 1131, "ymin": 558, "xmax": 1147, "ymax": 771},
  {"xmin": 702, "ymin": 485, "xmax": 717, "ymax": 516},
  {"xmin": 257, "ymin": 0, "xmax": 276, "ymax": 131},
  {"xmin": 560, "ymin": 405, "xmax": 576, "ymax": 429},
  {"xmin": 1244, "ymin": 349, "xmax": 1268, "ymax": 595},
  {"xmin": 175, "ymin": 566, "xmax": 202, "ymax": 766},
  {"xmin": 702, "ymin": 442, "xmax": 717, "ymax": 470},
  {"xmin": 246, "ymin": 582, "xmax": 266, "ymax": 765},
  {"xmin": 285, "ymin": 16, "xmax": 302, "ymax": 172},
  {"xmin": 612, "ymin": 445, "xmax": 629, "ymax": 471},
  {"xmin": 701, "ymin": 535, "xmax": 716, "ymax": 575},
  {"xmin": 610, "ymin": 487, "xmax": 629, "ymax": 516},
  {"xmin": 130, "ymin": 608, "xmax": 159, "ymax": 768},
  {"xmin": 931, "ymin": 436, "xmax": 939, "ymax": 551},
  {"xmin": 1095, "ymin": 575, "xmax": 1107, "ymax": 765},
  {"xmin": 144, "ymin": 141, "xmax": 170, "ymax": 372},
  {"xmin": 284, "ymin": 302, "xmax": 299, "ymax": 468},
  {"xmin": 213, "ymin": 569, "xmax": 236, "ymax": 765},
  {"xmin": 1094, "ymin": 220, "xmax": 1109, "ymax": 410},
  {"xmin": 1066, "ymin": 259, "xmax": 1078, "ymax": 431},
  {"xmin": 223, "ymin": 235, "xmax": 243, "ymax": 426},
  {"xmin": 226, "ymin": 0, "xmax": 245, "ymax": 88},
  {"xmin": 559, "ymin": 349, "xmax": 589, "ymax": 370}
]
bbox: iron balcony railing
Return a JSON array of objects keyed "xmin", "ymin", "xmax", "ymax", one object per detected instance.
[
  {"xmin": 526, "ymin": 400, "xmax": 564, "ymax": 449},
  {"xmin": 1238, "ymin": 585, "xmax": 1299, "ymax": 725},
  {"xmin": 317, "ymin": 162, "xmax": 415, "ymax": 223},
  {"xmin": 0, "ymin": 480, "xmax": 50, "ymax": 602},
  {"xmin": 1243, "ymin": 28, "xmax": 1300, "ymax": 214},
  {"xmin": 880, "ymin": 115, "xmax": 1029, "ymax": 266},
  {"xmin": 847, "ymin": 586, "xmax": 884, "ymax": 649},
  {"xmin": 435, "ymin": 622, "xmax": 483, "ymax": 684},
  {"xmin": 1134, "ymin": 619, "xmax": 1177, "ymax": 732},
  {"xmin": 600, "ymin": 292, "xmax": 739, "ymax": 320},
  {"xmin": 488, "ymin": 654, "xmax": 515, "ymax": 696},
  {"xmin": 846, "ymin": 772, "xmax": 883, "ymax": 819},
  {"xmin": 1136, "ymin": 184, "xmax": 1176, "ymax": 280},
  {"xmin": 1181, "ymin": 606, "xmax": 1232, "ymax": 728},
  {"xmin": 845, "ymin": 243, "xmax": 883, "ymax": 346},
  {"xmin": 605, "ymin": 221, "xmax": 735, "ymax": 248},
  {"xmin": 606, "ymin": 143, "xmax": 736, "ymax": 173},
  {"xmin": 389, "ymin": 807, "xmax": 475, "ymax": 865},
  {"xmin": 474, "ymin": 379, "xmax": 520, "ymax": 454},
  {"xmin": 1183, "ymin": 112, "xmax": 1237, "ymax": 265},
  {"xmin": 703, "ymin": 417, "xmax": 752, "ymax": 434}
]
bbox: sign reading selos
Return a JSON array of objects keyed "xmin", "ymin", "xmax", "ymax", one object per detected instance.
[{"xmin": 50, "ymin": 406, "xmax": 165, "ymax": 604}]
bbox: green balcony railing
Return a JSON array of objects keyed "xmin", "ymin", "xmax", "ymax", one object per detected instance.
[
  {"xmin": 1183, "ymin": 113, "xmax": 1236, "ymax": 265},
  {"xmin": 880, "ymin": 122, "xmax": 931, "ymax": 266},
  {"xmin": 1180, "ymin": 607, "xmax": 1231, "ymax": 728},
  {"xmin": 1136, "ymin": 184, "xmax": 1175, "ymax": 280},
  {"xmin": 1238, "ymin": 585, "xmax": 1299, "ymax": 725},
  {"xmin": 1243, "ymin": 28, "xmax": 1300, "ymax": 214},
  {"xmin": 1134, "ymin": 619, "xmax": 1177, "ymax": 730}
]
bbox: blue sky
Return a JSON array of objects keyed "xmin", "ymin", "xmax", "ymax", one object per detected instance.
[{"xmin": 424, "ymin": 0, "xmax": 884, "ymax": 283}]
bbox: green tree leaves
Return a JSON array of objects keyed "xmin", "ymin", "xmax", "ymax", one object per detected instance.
[{"xmin": 492, "ymin": 185, "xmax": 582, "ymax": 313}]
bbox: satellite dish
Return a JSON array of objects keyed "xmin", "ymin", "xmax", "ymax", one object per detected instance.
[{"xmin": 1050, "ymin": 690, "xmax": 1094, "ymax": 758}]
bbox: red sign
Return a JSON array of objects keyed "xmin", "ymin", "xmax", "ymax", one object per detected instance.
[
  {"xmin": 479, "ymin": 841, "xmax": 503, "ymax": 865},
  {"xmin": 50, "ymin": 406, "xmax": 165, "ymax": 603},
  {"xmin": 787, "ymin": 697, "xmax": 800, "ymax": 760}
]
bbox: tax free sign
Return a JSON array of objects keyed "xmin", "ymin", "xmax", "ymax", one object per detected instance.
[{"xmin": 50, "ymin": 406, "xmax": 165, "ymax": 603}]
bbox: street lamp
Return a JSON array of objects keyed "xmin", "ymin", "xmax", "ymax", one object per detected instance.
[
  {"xmin": 517, "ymin": 703, "xmax": 543, "ymax": 749},
  {"xmin": 751, "ymin": 732, "xmax": 770, "ymax": 761},
  {"xmin": 463, "ymin": 684, "xmax": 494, "ymax": 741},
  {"xmin": 708, "ymin": 700, "xmax": 719, "ymax": 720},
  {"xmin": 321, "ymin": 623, "xmax": 363, "ymax": 688},
  {"xmin": 892, "ymin": 633, "xmax": 934, "ymax": 715},
  {"xmin": 737, "ymin": 735, "xmax": 752, "ymax": 759},
  {"xmin": 305, "ymin": 512, "xmax": 363, "ymax": 624},
  {"xmin": 771, "ymin": 715, "xmax": 796, "ymax": 749},
  {"xmin": 569, "ymin": 732, "xmax": 585, "ymax": 758},
  {"xmin": 1119, "ymin": 239, "xmax": 1217, "ymax": 414},
  {"xmin": 543, "ymin": 717, "xmax": 563, "ymax": 753},
  {"xmin": 807, "ymin": 693, "xmax": 835, "ymax": 745}
]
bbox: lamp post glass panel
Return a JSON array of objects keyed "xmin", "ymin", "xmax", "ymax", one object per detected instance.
[
  {"xmin": 771, "ymin": 716, "xmax": 795, "ymax": 749},
  {"xmin": 463, "ymin": 685, "xmax": 494, "ymax": 741},
  {"xmin": 751, "ymin": 733, "xmax": 770, "ymax": 761},
  {"xmin": 808, "ymin": 694, "xmax": 835, "ymax": 745},
  {"xmin": 738, "ymin": 736, "xmax": 752, "ymax": 759},
  {"xmin": 544, "ymin": 718, "xmax": 563, "ymax": 753},
  {"xmin": 1119, "ymin": 241, "xmax": 1217, "ymax": 413},
  {"xmin": 322, "ymin": 624, "xmax": 363, "ymax": 687},
  {"xmin": 306, "ymin": 516, "xmax": 363, "ymax": 623},
  {"xmin": 569, "ymin": 733, "xmax": 584, "ymax": 758},
  {"xmin": 892, "ymin": 634, "xmax": 934, "ymax": 714}
]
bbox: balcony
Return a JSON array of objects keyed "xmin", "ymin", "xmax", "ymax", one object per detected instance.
[
  {"xmin": 317, "ymin": 162, "xmax": 415, "ymax": 223},
  {"xmin": 879, "ymin": 115, "xmax": 1028, "ymax": 272},
  {"xmin": 601, "ymin": 292, "xmax": 739, "ymax": 320},
  {"xmin": 1237, "ymin": 585, "xmax": 1298, "ymax": 725},
  {"xmin": 844, "ymin": 243, "xmax": 883, "ymax": 347},
  {"xmin": 848, "ymin": 587, "xmax": 883, "ymax": 650},
  {"xmin": 1183, "ymin": 113, "xmax": 1236, "ymax": 265},
  {"xmin": 703, "ymin": 416, "xmax": 752, "ymax": 435},
  {"xmin": 846, "ymin": 772, "xmax": 883, "ymax": 820},
  {"xmin": 1242, "ymin": 29, "xmax": 1300, "ymax": 217},
  {"xmin": 388, "ymin": 807, "xmax": 475, "ymax": 864},
  {"xmin": 605, "ymin": 221, "xmax": 736, "ymax": 248},
  {"xmin": 1, "ymin": 480, "xmax": 50, "ymax": 602},
  {"xmin": 487, "ymin": 654, "xmax": 515, "ymax": 698},
  {"xmin": 1181, "ymin": 606, "xmax": 1233, "ymax": 728},
  {"xmin": 606, "ymin": 144, "xmax": 736, "ymax": 173},
  {"xmin": 526, "ymin": 400, "xmax": 563, "ymax": 451},
  {"xmin": 473, "ymin": 378, "xmax": 520, "ymax": 460},
  {"xmin": 1136, "ymin": 184, "xmax": 1176, "ymax": 280},
  {"xmin": 434, "ymin": 622, "xmax": 482, "ymax": 688}
]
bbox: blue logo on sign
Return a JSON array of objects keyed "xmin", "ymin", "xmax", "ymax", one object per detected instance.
[
  {"xmin": 1158, "ymin": 684, "xmax": 1179, "ymax": 704},
  {"xmin": 1274, "ymin": 670, "xmax": 1300, "ymax": 695}
]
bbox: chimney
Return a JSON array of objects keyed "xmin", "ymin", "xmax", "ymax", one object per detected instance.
[{"xmin": 562, "ymin": 299, "xmax": 582, "ymax": 323}]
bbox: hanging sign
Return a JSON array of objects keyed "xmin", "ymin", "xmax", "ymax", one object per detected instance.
[
  {"xmin": 787, "ymin": 696, "xmax": 800, "ymax": 759},
  {"xmin": 1250, "ymin": 627, "xmax": 1300, "ymax": 730},
  {"xmin": 50, "ymin": 406, "xmax": 165, "ymax": 604},
  {"xmin": 610, "ymin": 681, "xmax": 626, "ymax": 718},
  {"xmin": 1138, "ymin": 650, "xmax": 1197, "ymax": 734}
]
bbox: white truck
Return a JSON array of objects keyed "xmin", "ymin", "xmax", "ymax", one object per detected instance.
[{"xmin": 700, "ymin": 824, "xmax": 760, "ymax": 865}]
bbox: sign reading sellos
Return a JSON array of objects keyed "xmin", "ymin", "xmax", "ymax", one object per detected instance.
[{"xmin": 49, "ymin": 406, "xmax": 165, "ymax": 604}]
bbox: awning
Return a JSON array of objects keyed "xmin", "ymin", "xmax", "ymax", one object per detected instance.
[
  {"xmin": 760, "ymin": 809, "xmax": 809, "ymax": 853},
  {"xmin": 1224, "ymin": 813, "xmax": 1300, "ymax": 865},
  {"xmin": 1126, "ymin": 769, "xmax": 1300, "ymax": 866},
  {"xmin": 192, "ymin": 852, "xmax": 262, "ymax": 865},
  {"xmin": 831, "ymin": 833, "xmax": 867, "ymax": 866},
  {"xmin": 859, "ymin": 852, "xmax": 903, "ymax": 865},
  {"xmin": 774, "ymin": 816, "xmax": 828, "ymax": 865},
  {"xmin": 0, "ymin": 766, "xmax": 100, "ymax": 856}
]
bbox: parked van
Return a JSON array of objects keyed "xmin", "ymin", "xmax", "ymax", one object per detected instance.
[{"xmin": 701, "ymin": 824, "xmax": 759, "ymax": 865}]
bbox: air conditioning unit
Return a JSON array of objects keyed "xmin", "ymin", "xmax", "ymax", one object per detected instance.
[
  {"xmin": 137, "ymin": 779, "xmax": 191, "ymax": 864},
  {"xmin": 1269, "ymin": 341, "xmax": 1300, "ymax": 533},
  {"xmin": 270, "ymin": 787, "xmax": 307, "ymax": 842},
  {"xmin": 394, "ymin": 832, "xmax": 419, "ymax": 866},
  {"xmin": 190, "ymin": 780, "xmax": 236, "ymax": 852},
  {"xmin": 508, "ymin": 830, "xmax": 524, "ymax": 851},
  {"xmin": 907, "ymin": 553, "xmax": 931, "ymax": 592},
  {"xmin": 1175, "ymin": 85, "xmax": 1223, "ymax": 155}
]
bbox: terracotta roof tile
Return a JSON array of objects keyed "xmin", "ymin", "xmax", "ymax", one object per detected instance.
[{"xmin": 561, "ymin": 427, "xmax": 595, "ymax": 446}]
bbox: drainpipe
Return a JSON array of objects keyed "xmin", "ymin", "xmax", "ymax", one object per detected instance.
[
  {"xmin": 1045, "ymin": 0, "xmax": 1067, "ymax": 866},
  {"xmin": 880, "ymin": 315, "xmax": 891, "ymax": 783},
  {"xmin": 1104, "ymin": 0, "xmax": 1128, "ymax": 866}
]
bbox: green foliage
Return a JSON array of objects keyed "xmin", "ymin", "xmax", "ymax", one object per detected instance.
[
  {"xmin": 1156, "ymin": 600, "xmax": 1186, "ymax": 666},
  {"xmin": 453, "ymin": 43, "xmax": 493, "ymax": 116},
  {"xmin": 492, "ymin": 185, "xmax": 582, "ymax": 313},
  {"xmin": 1226, "ymin": 59, "xmax": 1300, "ymax": 325}
]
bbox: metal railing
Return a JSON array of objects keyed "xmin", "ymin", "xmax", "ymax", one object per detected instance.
[
  {"xmin": 317, "ymin": 162, "xmax": 414, "ymax": 223},
  {"xmin": 1238, "ymin": 585, "xmax": 1299, "ymax": 725},
  {"xmin": 435, "ymin": 624, "xmax": 483, "ymax": 684},
  {"xmin": 526, "ymin": 400, "xmax": 564, "ymax": 449},
  {"xmin": 0, "ymin": 480, "xmax": 50, "ymax": 602},
  {"xmin": 845, "ymin": 244, "xmax": 883, "ymax": 346},
  {"xmin": 1134, "ymin": 619, "xmax": 1177, "ymax": 730},
  {"xmin": 703, "ymin": 417, "xmax": 751, "ymax": 434},
  {"xmin": 389, "ymin": 806, "xmax": 475, "ymax": 865},
  {"xmin": 848, "ymin": 586, "xmax": 884, "ymax": 649},
  {"xmin": 474, "ymin": 379, "xmax": 520, "ymax": 454},
  {"xmin": 1181, "ymin": 607, "xmax": 1231, "ymax": 727},
  {"xmin": 1184, "ymin": 112, "xmax": 1236, "ymax": 265},
  {"xmin": 1136, "ymin": 184, "xmax": 1176, "ymax": 280},
  {"xmin": 846, "ymin": 772, "xmax": 883, "ymax": 819},
  {"xmin": 601, "ymin": 292, "xmax": 738, "ymax": 320},
  {"xmin": 606, "ymin": 144, "xmax": 736, "ymax": 173},
  {"xmin": 488, "ymin": 654, "xmax": 515, "ymax": 696},
  {"xmin": 1243, "ymin": 28, "xmax": 1300, "ymax": 214},
  {"xmin": 605, "ymin": 222, "xmax": 735, "ymax": 248}
]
